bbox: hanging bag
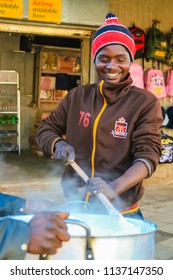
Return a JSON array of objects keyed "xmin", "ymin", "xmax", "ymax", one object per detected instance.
[
  {"xmin": 159, "ymin": 133, "xmax": 173, "ymax": 163},
  {"xmin": 129, "ymin": 24, "xmax": 146, "ymax": 59},
  {"xmin": 144, "ymin": 68, "xmax": 166, "ymax": 99},
  {"xmin": 166, "ymin": 28, "xmax": 173, "ymax": 66},
  {"xmin": 166, "ymin": 69, "xmax": 173, "ymax": 102},
  {"xmin": 145, "ymin": 23, "xmax": 167, "ymax": 64},
  {"xmin": 129, "ymin": 63, "xmax": 144, "ymax": 89}
]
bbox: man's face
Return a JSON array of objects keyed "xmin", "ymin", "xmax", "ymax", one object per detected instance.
[{"xmin": 95, "ymin": 44, "xmax": 132, "ymax": 85}]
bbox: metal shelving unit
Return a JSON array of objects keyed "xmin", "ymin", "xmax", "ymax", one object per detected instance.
[
  {"xmin": 0, "ymin": 70, "xmax": 20, "ymax": 154},
  {"xmin": 38, "ymin": 46, "xmax": 81, "ymax": 112}
]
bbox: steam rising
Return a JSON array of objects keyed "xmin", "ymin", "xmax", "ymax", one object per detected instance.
[{"xmin": 1, "ymin": 153, "xmax": 145, "ymax": 235}]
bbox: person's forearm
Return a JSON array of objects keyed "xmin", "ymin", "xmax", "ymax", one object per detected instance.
[{"xmin": 110, "ymin": 161, "xmax": 148, "ymax": 196}]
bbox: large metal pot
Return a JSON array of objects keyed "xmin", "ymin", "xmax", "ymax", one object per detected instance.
[{"xmin": 12, "ymin": 213, "xmax": 157, "ymax": 260}]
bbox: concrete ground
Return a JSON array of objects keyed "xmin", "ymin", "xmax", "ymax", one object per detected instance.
[{"xmin": 0, "ymin": 150, "xmax": 173, "ymax": 260}]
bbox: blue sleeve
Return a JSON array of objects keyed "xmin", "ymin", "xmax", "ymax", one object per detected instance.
[
  {"xmin": 0, "ymin": 217, "xmax": 30, "ymax": 260},
  {"xmin": 0, "ymin": 193, "xmax": 26, "ymax": 216}
]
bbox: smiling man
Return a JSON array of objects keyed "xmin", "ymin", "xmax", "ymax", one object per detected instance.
[
  {"xmin": 95, "ymin": 45, "xmax": 131, "ymax": 84},
  {"xmin": 36, "ymin": 13, "xmax": 163, "ymax": 219}
]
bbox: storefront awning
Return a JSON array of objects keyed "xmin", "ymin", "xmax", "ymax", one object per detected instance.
[{"xmin": 0, "ymin": 19, "xmax": 93, "ymax": 38}]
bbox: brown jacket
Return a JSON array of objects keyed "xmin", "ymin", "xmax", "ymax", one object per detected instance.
[{"xmin": 36, "ymin": 76, "xmax": 163, "ymax": 211}]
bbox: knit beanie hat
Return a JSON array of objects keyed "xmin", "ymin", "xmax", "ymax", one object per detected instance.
[{"xmin": 92, "ymin": 13, "xmax": 136, "ymax": 62}]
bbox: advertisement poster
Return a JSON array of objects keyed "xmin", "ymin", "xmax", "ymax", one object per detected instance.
[
  {"xmin": 28, "ymin": 0, "xmax": 62, "ymax": 24},
  {"xmin": 0, "ymin": 0, "xmax": 23, "ymax": 19}
]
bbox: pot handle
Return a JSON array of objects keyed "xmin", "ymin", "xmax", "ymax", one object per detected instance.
[
  {"xmin": 39, "ymin": 218, "xmax": 94, "ymax": 260},
  {"xmin": 65, "ymin": 218, "xmax": 94, "ymax": 260}
]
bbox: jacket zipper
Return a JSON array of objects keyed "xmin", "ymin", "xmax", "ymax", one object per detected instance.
[{"xmin": 91, "ymin": 80, "xmax": 107, "ymax": 177}]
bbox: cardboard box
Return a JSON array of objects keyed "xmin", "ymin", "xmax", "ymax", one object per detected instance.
[
  {"xmin": 49, "ymin": 52, "xmax": 58, "ymax": 71},
  {"xmin": 57, "ymin": 55, "xmax": 76, "ymax": 72},
  {"xmin": 41, "ymin": 52, "xmax": 49, "ymax": 71},
  {"xmin": 54, "ymin": 90, "xmax": 68, "ymax": 100},
  {"xmin": 41, "ymin": 76, "xmax": 56, "ymax": 90},
  {"xmin": 40, "ymin": 89, "xmax": 53, "ymax": 100}
]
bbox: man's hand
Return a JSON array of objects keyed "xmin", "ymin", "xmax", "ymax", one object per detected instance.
[
  {"xmin": 54, "ymin": 140, "xmax": 75, "ymax": 162},
  {"xmin": 87, "ymin": 177, "xmax": 116, "ymax": 200},
  {"xmin": 28, "ymin": 212, "xmax": 70, "ymax": 255}
]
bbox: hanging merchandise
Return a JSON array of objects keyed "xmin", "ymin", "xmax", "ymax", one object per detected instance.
[
  {"xmin": 161, "ymin": 106, "xmax": 169, "ymax": 127},
  {"xmin": 144, "ymin": 21, "xmax": 167, "ymax": 64},
  {"xmin": 166, "ymin": 28, "xmax": 173, "ymax": 66},
  {"xmin": 165, "ymin": 106, "xmax": 173, "ymax": 129},
  {"xmin": 129, "ymin": 24, "xmax": 146, "ymax": 59},
  {"xmin": 165, "ymin": 69, "xmax": 173, "ymax": 102},
  {"xmin": 159, "ymin": 133, "xmax": 173, "ymax": 163},
  {"xmin": 144, "ymin": 68, "xmax": 167, "ymax": 99},
  {"xmin": 129, "ymin": 63, "xmax": 144, "ymax": 88}
]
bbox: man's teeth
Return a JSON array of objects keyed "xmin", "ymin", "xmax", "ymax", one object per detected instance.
[{"xmin": 107, "ymin": 73, "xmax": 120, "ymax": 77}]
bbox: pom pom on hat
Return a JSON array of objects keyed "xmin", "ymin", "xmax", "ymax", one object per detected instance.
[
  {"xmin": 105, "ymin": 13, "xmax": 119, "ymax": 24},
  {"xmin": 92, "ymin": 13, "xmax": 136, "ymax": 62}
]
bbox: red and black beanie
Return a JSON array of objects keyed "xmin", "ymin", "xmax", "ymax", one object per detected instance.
[{"xmin": 92, "ymin": 13, "xmax": 136, "ymax": 62}]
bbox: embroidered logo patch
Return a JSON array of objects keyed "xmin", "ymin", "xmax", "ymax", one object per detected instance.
[{"xmin": 111, "ymin": 117, "xmax": 128, "ymax": 138}]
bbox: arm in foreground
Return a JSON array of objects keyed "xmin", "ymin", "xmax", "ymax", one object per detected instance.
[{"xmin": 0, "ymin": 212, "xmax": 70, "ymax": 260}]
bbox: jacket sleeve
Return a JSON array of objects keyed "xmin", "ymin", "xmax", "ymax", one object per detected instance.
[
  {"xmin": 0, "ymin": 217, "xmax": 30, "ymax": 260},
  {"xmin": 0, "ymin": 193, "xmax": 26, "ymax": 217},
  {"xmin": 131, "ymin": 98, "xmax": 163, "ymax": 174}
]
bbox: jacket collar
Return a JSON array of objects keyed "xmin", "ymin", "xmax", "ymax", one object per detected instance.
[{"xmin": 98, "ymin": 73, "xmax": 133, "ymax": 104}]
